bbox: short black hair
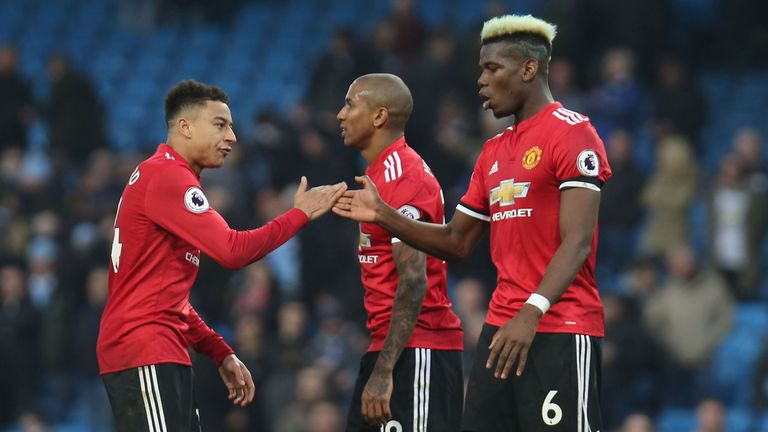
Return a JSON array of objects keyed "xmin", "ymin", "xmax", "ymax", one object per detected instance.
[
  {"xmin": 484, "ymin": 32, "xmax": 553, "ymax": 74},
  {"xmin": 164, "ymin": 80, "xmax": 229, "ymax": 125}
]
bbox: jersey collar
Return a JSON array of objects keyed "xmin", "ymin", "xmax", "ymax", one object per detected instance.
[
  {"xmin": 366, "ymin": 136, "xmax": 407, "ymax": 175},
  {"xmin": 155, "ymin": 143, "xmax": 200, "ymax": 179},
  {"xmin": 513, "ymin": 102, "xmax": 562, "ymax": 133}
]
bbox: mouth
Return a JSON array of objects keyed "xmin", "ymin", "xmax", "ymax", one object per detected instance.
[
  {"xmin": 340, "ymin": 125, "xmax": 346, "ymax": 138},
  {"xmin": 479, "ymin": 93, "xmax": 490, "ymax": 110},
  {"xmin": 219, "ymin": 147, "xmax": 232, "ymax": 157}
]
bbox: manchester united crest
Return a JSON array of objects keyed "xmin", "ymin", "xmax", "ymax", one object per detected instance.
[{"xmin": 522, "ymin": 146, "xmax": 542, "ymax": 170}]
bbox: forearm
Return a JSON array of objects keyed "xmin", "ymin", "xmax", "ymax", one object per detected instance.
[
  {"xmin": 374, "ymin": 277, "xmax": 427, "ymax": 373},
  {"xmin": 185, "ymin": 304, "xmax": 234, "ymax": 365},
  {"xmin": 531, "ymin": 238, "xmax": 591, "ymax": 309},
  {"xmin": 209, "ymin": 208, "xmax": 308, "ymax": 269},
  {"xmin": 376, "ymin": 204, "xmax": 472, "ymax": 262}
]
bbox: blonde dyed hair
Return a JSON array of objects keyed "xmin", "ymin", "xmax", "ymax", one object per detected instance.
[{"xmin": 481, "ymin": 14, "xmax": 557, "ymax": 46}]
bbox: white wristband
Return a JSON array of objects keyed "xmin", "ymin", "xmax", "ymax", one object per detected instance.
[{"xmin": 525, "ymin": 293, "xmax": 551, "ymax": 315}]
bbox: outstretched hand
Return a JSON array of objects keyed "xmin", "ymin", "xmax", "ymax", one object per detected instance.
[
  {"xmin": 332, "ymin": 176, "xmax": 382, "ymax": 223},
  {"xmin": 294, "ymin": 176, "xmax": 348, "ymax": 221},
  {"xmin": 218, "ymin": 354, "xmax": 255, "ymax": 407}
]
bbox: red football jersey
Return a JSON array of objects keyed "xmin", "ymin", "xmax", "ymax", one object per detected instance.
[
  {"xmin": 97, "ymin": 144, "xmax": 309, "ymax": 374},
  {"xmin": 359, "ymin": 137, "xmax": 463, "ymax": 351},
  {"xmin": 458, "ymin": 103, "xmax": 611, "ymax": 336}
]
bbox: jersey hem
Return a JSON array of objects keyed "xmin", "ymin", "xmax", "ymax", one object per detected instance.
[{"xmin": 99, "ymin": 358, "xmax": 193, "ymax": 375}]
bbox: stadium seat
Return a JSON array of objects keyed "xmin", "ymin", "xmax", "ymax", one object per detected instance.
[{"xmin": 656, "ymin": 408, "xmax": 696, "ymax": 432}]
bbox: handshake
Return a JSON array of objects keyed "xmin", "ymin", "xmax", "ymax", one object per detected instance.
[
  {"xmin": 292, "ymin": 175, "xmax": 348, "ymax": 221},
  {"xmin": 295, "ymin": 175, "xmax": 381, "ymax": 223}
]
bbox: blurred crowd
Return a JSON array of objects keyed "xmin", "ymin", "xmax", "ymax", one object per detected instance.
[{"xmin": 1, "ymin": 0, "xmax": 767, "ymax": 431}]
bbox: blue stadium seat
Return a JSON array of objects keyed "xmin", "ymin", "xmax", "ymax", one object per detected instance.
[
  {"xmin": 727, "ymin": 408, "xmax": 754, "ymax": 432},
  {"xmin": 656, "ymin": 408, "xmax": 696, "ymax": 432}
]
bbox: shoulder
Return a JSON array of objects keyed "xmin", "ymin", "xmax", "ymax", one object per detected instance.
[
  {"xmin": 483, "ymin": 126, "xmax": 514, "ymax": 149},
  {"xmin": 141, "ymin": 152, "xmax": 198, "ymax": 184},
  {"xmin": 547, "ymin": 107, "xmax": 603, "ymax": 149}
]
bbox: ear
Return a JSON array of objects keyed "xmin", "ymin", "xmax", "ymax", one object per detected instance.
[
  {"xmin": 178, "ymin": 117, "xmax": 193, "ymax": 139},
  {"xmin": 372, "ymin": 107, "xmax": 388, "ymax": 129},
  {"xmin": 522, "ymin": 58, "xmax": 540, "ymax": 82}
]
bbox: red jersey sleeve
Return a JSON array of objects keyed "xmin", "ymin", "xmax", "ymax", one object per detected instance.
[
  {"xmin": 184, "ymin": 302, "xmax": 234, "ymax": 366},
  {"xmin": 383, "ymin": 174, "xmax": 432, "ymax": 223},
  {"xmin": 457, "ymin": 151, "xmax": 490, "ymax": 221},
  {"xmin": 145, "ymin": 170, "xmax": 309, "ymax": 269},
  {"xmin": 551, "ymin": 124, "xmax": 612, "ymax": 191}
]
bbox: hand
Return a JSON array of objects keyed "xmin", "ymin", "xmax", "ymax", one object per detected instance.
[
  {"xmin": 486, "ymin": 305, "xmax": 541, "ymax": 379},
  {"xmin": 332, "ymin": 176, "xmax": 382, "ymax": 223},
  {"xmin": 294, "ymin": 176, "xmax": 348, "ymax": 221},
  {"xmin": 218, "ymin": 354, "xmax": 255, "ymax": 407},
  {"xmin": 361, "ymin": 369, "xmax": 393, "ymax": 425}
]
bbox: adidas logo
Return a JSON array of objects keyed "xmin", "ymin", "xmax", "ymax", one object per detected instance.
[{"xmin": 488, "ymin": 161, "xmax": 499, "ymax": 175}]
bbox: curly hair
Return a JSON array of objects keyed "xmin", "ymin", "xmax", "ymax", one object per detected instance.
[{"xmin": 164, "ymin": 80, "xmax": 229, "ymax": 125}]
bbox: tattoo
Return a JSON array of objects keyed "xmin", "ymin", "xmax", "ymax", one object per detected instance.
[{"xmin": 374, "ymin": 242, "xmax": 427, "ymax": 374}]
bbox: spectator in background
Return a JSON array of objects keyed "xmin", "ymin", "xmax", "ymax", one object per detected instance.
[
  {"xmin": 0, "ymin": 264, "xmax": 39, "ymax": 428},
  {"xmin": 306, "ymin": 400, "xmax": 344, "ymax": 432},
  {"xmin": 549, "ymin": 58, "xmax": 586, "ymax": 113},
  {"xmin": 0, "ymin": 45, "xmax": 35, "ymax": 149},
  {"xmin": 389, "ymin": 0, "xmax": 425, "ymax": 64},
  {"xmin": 643, "ymin": 244, "xmax": 733, "ymax": 407},
  {"xmin": 640, "ymin": 135, "xmax": 698, "ymax": 256},
  {"xmin": 588, "ymin": 47, "xmax": 643, "ymax": 136},
  {"xmin": 602, "ymin": 293, "xmax": 661, "ymax": 429},
  {"xmin": 732, "ymin": 128, "xmax": 768, "ymax": 192},
  {"xmin": 452, "ymin": 278, "xmax": 487, "ymax": 381},
  {"xmin": 619, "ymin": 413, "xmax": 655, "ymax": 432},
  {"xmin": 45, "ymin": 55, "xmax": 106, "ymax": 167},
  {"xmin": 72, "ymin": 267, "xmax": 111, "ymax": 430},
  {"xmin": 273, "ymin": 366, "xmax": 333, "ymax": 432},
  {"xmin": 752, "ymin": 336, "xmax": 768, "ymax": 411},
  {"xmin": 708, "ymin": 153, "xmax": 764, "ymax": 299},
  {"xmin": 307, "ymin": 29, "xmax": 366, "ymax": 133},
  {"xmin": 599, "ymin": 129, "xmax": 646, "ymax": 277},
  {"xmin": 651, "ymin": 55, "xmax": 707, "ymax": 146},
  {"xmin": 693, "ymin": 399, "xmax": 726, "ymax": 432}
]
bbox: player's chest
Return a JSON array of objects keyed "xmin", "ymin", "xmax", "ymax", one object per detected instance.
[{"xmin": 483, "ymin": 140, "xmax": 558, "ymax": 220}]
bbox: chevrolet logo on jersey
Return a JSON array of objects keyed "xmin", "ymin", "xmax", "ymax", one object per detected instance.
[
  {"xmin": 490, "ymin": 179, "xmax": 530, "ymax": 206},
  {"xmin": 359, "ymin": 231, "xmax": 371, "ymax": 249}
]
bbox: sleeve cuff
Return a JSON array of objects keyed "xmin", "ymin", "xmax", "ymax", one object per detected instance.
[
  {"xmin": 285, "ymin": 207, "xmax": 310, "ymax": 228},
  {"xmin": 456, "ymin": 203, "xmax": 490, "ymax": 222}
]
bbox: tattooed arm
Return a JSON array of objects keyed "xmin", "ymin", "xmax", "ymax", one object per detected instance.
[{"xmin": 360, "ymin": 241, "xmax": 428, "ymax": 425}]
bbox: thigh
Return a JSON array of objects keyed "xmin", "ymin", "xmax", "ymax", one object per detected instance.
[
  {"xmin": 461, "ymin": 324, "xmax": 518, "ymax": 432},
  {"xmin": 103, "ymin": 363, "xmax": 197, "ymax": 432},
  {"xmin": 389, "ymin": 348, "xmax": 463, "ymax": 432},
  {"xmin": 347, "ymin": 349, "xmax": 464, "ymax": 432},
  {"xmin": 513, "ymin": 334, "xmax": 603, "ymax": 432}
]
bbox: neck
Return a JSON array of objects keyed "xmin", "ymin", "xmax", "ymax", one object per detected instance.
[
  {"xmin": 515, "ymin": 82, "xmax": 554, "ymax": 123},
  {"xmin": 361, "ymin": 131, "xmax": 404, "ymax": 164},
  {"xmin": 166, "ymin": 137, "xmax": 202, "ymax": 174}
]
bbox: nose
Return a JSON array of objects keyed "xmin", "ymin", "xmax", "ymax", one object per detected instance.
[
  {"xmin": 226, "ymin": 126, "xmax": 237, "ymax": 144},
  {"xmin": 477, "ymin": 70, "xmax": 488, "ymax": 88},
  {"xmin": 336, "ymin": 107, "xmax": 345, "ymax": 121}
]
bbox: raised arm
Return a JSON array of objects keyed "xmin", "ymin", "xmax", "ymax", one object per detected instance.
[
  {"xmin": 148, "ymin": 176, "xmax": 346, "ymax": 269},
  {"xmin": 333, "ymin": 176, "xmax": 487, "ymax": 262},
  {"xmin": 361, "ymin": 241, "xmax": 427, "ymax": 424}
]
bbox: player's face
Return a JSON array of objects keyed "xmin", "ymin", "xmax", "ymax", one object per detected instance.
[
  {"xmin": 187, "ymin": 101, "xmax": 236, "ymax": 171},
  {"xmin": 478, "ymin": 41, "xmax": 528, "ymax": 118},
  {"xmin": 337, "ymin": 81, "xmax": 375, "ymax": 149}
]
